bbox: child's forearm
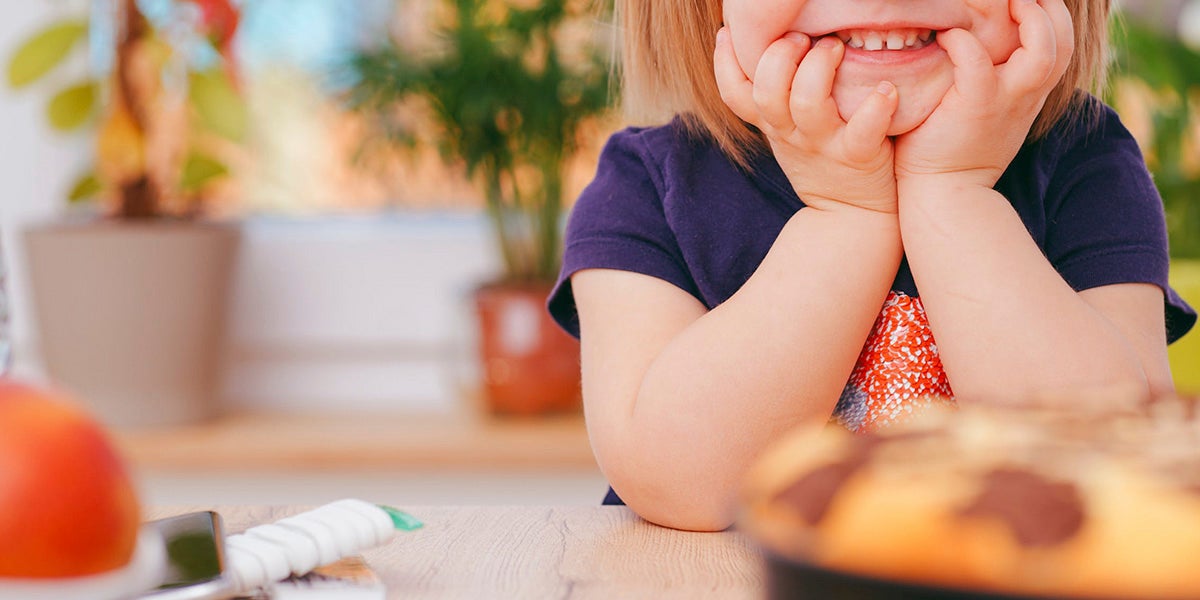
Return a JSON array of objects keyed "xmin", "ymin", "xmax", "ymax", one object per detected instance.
[
  {"xmin": 896, "ymin": 179, "xmax": 1149, "ymax": 403},
  {"xmin": 608, "ymin": 205, "xmax": 902, "ymax": 530}
]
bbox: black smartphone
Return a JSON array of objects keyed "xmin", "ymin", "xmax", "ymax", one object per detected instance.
[{"xmin": 141, "ymin": 511, "xmax": 236, "ymax": 600}]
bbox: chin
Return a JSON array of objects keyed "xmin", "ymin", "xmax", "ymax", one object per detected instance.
[
  {"xmin": 832, "ymin": 74, "xmax": 953, "ymax": 136},
  {"xmin": 884, "ymin": 103, "xmax": 937, "ymax": 136}
]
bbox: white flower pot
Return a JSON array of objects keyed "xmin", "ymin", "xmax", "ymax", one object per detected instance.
[{"xmin": 24, "ymin": 220, "xmax": 240, "ymax": 428}]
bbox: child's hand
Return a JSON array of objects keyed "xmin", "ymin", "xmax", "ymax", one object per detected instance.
[
  {"xmin": 894, "ymin": 0, "xmax": 1074, "ymax": 190},
  {"xmin": 715, "ymin": 29, "xmax": 900, "ymax": 214}
]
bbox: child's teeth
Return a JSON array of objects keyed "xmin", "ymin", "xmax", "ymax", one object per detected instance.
[
  {"xmin": 836, "ymin": 28, "xmax": 935, "ymax": 51},
  {"xmin": 864, "ymin": 31, "xmax": 884, "ymax": 51}
]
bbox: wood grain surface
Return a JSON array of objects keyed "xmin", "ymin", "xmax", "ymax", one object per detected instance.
[
  {"xmin": 148, "ymin": 505, "xmax": 767, "ymax": 599},
  {"xmin": 119, "ymin": 412, "xmax": 596, "ymax": 471}
]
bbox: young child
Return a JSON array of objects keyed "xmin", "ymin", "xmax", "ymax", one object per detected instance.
[{"xmin": 547, "ymin": 0, "xmax": 1197, "ymax": 531}]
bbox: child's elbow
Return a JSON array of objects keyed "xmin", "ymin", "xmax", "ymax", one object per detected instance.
[
  {"xmin": 627, "ymin": 498, "xmax": 735, "ymax": 532},
  {"xmin": 607, "ymin": 476, "xmax": 737, "ymax": 532},
  {"xmin": 593, "ymin": 437, "xmax": 742, "ymax": 531}
]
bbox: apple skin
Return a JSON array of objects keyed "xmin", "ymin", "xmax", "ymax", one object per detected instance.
[{"xmin": 0, "ymin": 380, "xmax": 141, "ymax": 578}]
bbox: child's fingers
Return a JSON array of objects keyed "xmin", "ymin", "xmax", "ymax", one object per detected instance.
[
  {"xmin": 788, "ymin": 36, "xmax": 845, "ymax": 130},
  {"xmin": 713, "ymin": 28, "xmax": 759, "ymax": 125},
  {"xmin": 842, "ymin": 81, "xmax": 898, "ymax": 163},
  {"xmin": 999, "ymin": 0, "xmax": 1062, "ymax": 93},
  {"xmin": 1042, "ymin": 0, "xmax": 1076, "ymax": 82},
  {"xmin": 936, "ymin": 28, "xmax": 998, "ymax": 100},
  {"xmin": 753, "ymin": 33, "xmax": 812, "ymax": 131}
]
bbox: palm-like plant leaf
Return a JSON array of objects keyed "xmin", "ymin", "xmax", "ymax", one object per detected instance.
[{"xmin": 344, "ymin": 0, "xmax": 614, "ymax": 282}]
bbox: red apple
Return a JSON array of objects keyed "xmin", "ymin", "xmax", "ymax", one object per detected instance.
[{"xmin": 0, "ymin": 380, "xmax": 141, "ymax": 578}]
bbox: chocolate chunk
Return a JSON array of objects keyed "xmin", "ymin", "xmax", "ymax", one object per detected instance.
[
  {"xmin": 773, "ymin": 461, "xmax": 861, "ymax": 525},
  {"xmin": 772, "ymin": 444, "xmax": 875, "ymax": 525},
  {"xmin": 959, "ymin": 468, "xmax": 1085, "ymax": 547},
  {"xmin": 769, "ymin": 430, "xmax": 943, "ymax": 525}
]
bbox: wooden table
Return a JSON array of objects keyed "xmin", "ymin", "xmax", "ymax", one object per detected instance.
[{"xmin": 148, "ymin": 505, "xmax": 767, "ymax": 599}]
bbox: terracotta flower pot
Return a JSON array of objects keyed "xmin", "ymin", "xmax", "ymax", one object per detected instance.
[{"xmin": 473, "ymin": 282, "xmax": 581, "ymax": 416}]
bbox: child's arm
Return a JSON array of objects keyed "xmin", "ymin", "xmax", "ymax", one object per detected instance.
[
  {"xmin": 567, "ymin": 32, "xmax": 901, "ymax": 532},
  {"xmin": 894, "ymin": 0, "xmax": 1172, "ymax": 403},
  {"xmin": 573, "ymin": 209, "xmax": 900, "ymax": 531}
]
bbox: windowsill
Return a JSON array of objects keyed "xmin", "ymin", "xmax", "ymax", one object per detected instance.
[{"xmin": 114, "ymin": 409, "xmax": 596, "ymax": 473}]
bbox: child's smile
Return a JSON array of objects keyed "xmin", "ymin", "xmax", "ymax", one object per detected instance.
[
  {"xmin": 833, "ymin": 28, "xmax": 936, "ymax": 51},
  {"xmin": 724, "ymin": 0, "xmax": 1022, "ymax": 135}
]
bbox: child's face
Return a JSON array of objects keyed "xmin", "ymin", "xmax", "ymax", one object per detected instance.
[{"xmin": 724, "ymin": 0, "xmax": 1024, "ymax": 135}]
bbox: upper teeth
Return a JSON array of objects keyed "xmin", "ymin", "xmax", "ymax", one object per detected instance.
[{"xmin": 836, "ymin": 28, "xmax": 935, "ymax": 51}]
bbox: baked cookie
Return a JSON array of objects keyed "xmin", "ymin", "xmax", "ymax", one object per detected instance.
[{"xmin": 740, "ymin": 397, "xmax": 1200, "ymax": 600}]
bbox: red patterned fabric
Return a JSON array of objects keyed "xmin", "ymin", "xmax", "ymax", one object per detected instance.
[{"xmin": 833, "ymin": 291, "xmax": 955, "ymax": 433}]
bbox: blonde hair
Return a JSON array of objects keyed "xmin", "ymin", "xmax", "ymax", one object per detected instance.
[{"xmin": 616, "ymin": 0, "xmax": 1112, "ymax": 168}]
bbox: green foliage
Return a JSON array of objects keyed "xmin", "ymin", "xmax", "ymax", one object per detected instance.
[
  {"xmin": 6, "ymin": 19, "xmax": 100, "ymax": 134},
  {"xmin": 1109, "ymin": 19, "xmax": 1200, "ymax": 259},
  {"xmin": 66, "ymin": 171, "xmax": 101, "ymax": 203},
  {"xmin": 46, "ymin": 81, "xmax": 96, "ymax": 131},
  {"xmin": 7, "ymin": 12, "xmax": 241, "ymax": 216},
  {"xmin": 6, "ymin": 20, "xmax": 88, "ymax": 88},
  {"xmin": 180, "ymin": 153, "xmax": 229, "ymax": 193},
  {"xmin": 189, "ymin": 69, "xmax": 248, "ymax": 142},
  {"xmin": 344, "ymin": 0, "xmax": 613, "ymax": 283}
]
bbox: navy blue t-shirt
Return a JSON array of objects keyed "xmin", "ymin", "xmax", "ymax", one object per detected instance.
[{"xmin": 548, "ymin": 100, "xmax": 1197, "ymax": 505}]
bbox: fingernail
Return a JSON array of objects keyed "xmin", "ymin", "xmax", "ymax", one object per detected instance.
[
  {"xmin": 876, "ymin": 81, "xmax": 896, "ymax": 96},
  {"xmin": 716, "ymin": 27, "xmax": 729, "ymax": 43},
  {"xmin": 816, "ymin": 36, "xmax": 841, "ymax": 49},
  {"xmin": 783, "ymin": 31, "xmax": 809, "ymax": 44}
]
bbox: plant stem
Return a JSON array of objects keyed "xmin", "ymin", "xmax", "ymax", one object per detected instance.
[
  {"xmin": 114, "ymin": 0, "xmax": 158, "ymax": 219},
  {"xmin": 116, "ymin": 0, "xmax": 148, "ymax": 136},
  {"xmin": 537, "ymin": 154, "xmax": 564, "ymax": 282},
  {"xmin": 483, "ymin": 161, "xmax": 519, "ymax": 281}
]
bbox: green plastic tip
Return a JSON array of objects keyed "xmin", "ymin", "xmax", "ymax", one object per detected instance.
[{"xmin": 379, "ymin": 505, "xmax": 424, "ymax": 531}]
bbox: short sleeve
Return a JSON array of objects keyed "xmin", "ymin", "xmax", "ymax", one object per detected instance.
[
  {"xmin": 1042, "ymin": 107, "xmax": 1196, "ymax": 343},
  {"xmin": 547, "ymin": 129, "xmax": 701, "ymax": 338}
]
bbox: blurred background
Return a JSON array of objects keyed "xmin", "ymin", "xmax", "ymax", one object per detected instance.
[{"xmin": 0, "ymin": 0, "xmax": 1197, "ymax": 508}]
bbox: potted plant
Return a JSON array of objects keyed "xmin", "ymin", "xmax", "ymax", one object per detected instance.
[
  {"xmin": 343, "ymin": 0, "xmax": 612, "ymax": 415},
  {"xmin": 8, "ymin": 0, "xmax": 247, "ymax": 427},
  {"xmin": 1108, "ymin": 15, "xmax": 1200, "ymax": 392}
]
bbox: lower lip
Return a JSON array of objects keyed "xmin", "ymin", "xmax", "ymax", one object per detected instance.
[{"xmin": 841, "ymin": 40, "xmax": 943, "ymax": 66}]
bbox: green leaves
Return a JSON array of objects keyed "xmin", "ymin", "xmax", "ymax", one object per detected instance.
[
  {"xmin": 62, "ymin": 154, "xmax": 231, "ymax": 204},
  {"xmin": 342, "ymin": 0, "xmax": 615, "ymax": 281},
  {"xmin": 9, "ymin": 11, "xmax": 243, "ymax": 214},
  {"xmin": 46, "ymin": 81, "xmax": 96, "ymax": 131},
  {"xmin": 1110, "ymin": 20, "xmax": 1200, "ymax": 258},
  {"xmin": 66, "ymin": 171, "xmax": 101, "ymax": 204},
  {"xmin": 180, "ymin": 154, "xmax": 229, "ymax": 193},
  {"xmin": 7, "ymin": 19, "xmax": 96, "ymax": 132},
  {"xmin": 189, "ymin": 69, "xmax": 247, "ymax": 141},
  {"xmin": 7, "ymin": 20, "xmax": 88, "ymax": 88}
]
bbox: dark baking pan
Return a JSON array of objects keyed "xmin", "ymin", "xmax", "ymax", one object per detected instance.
[{"xmin": 765, "ymin": 553, "xmax": 1111, "ymax": 600}]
